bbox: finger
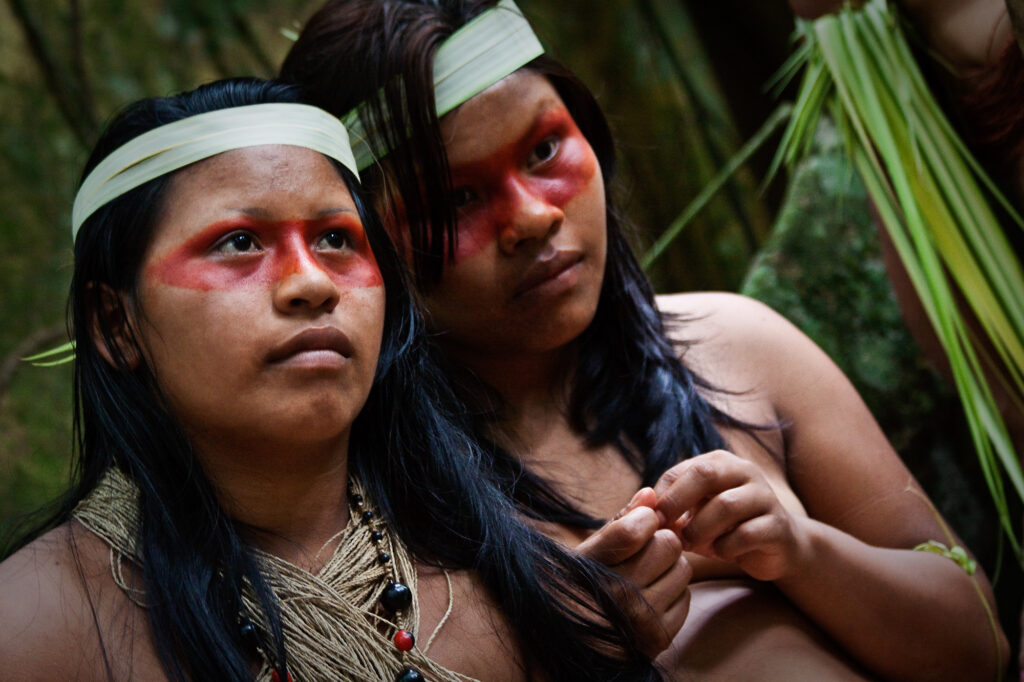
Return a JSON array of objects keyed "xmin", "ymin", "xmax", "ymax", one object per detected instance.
[
  {"xmin": 636, "ymin": 557, "xmax": 693, "ymax": 654},
  {"xmin": 615, "ymin": 528, "xmax": 683, "ymax": 587},
  {"xmin": 680, "ymin": 484, "xmax": 770, "ymax": 554},
  {"xmin": 613, "ymin": 486, "xmax": 657, "ymax": 520},
  {"xmin": 577, "ymin": 506, "xmax": 659, "ymax": 566},
  {"xmin": 658, "ymin": 575, "xmax": 692, "ymax": 644},
  {"xmin": 712, "ymin": 515, "xmax": 792, "ymax": 571},
  {"xmin": 654, "ymin": 451, "xmax": 752, "ymax": 524},
  {"xmin": 641, "ymin": 552, "xmax": 692, "ymax": 613}
]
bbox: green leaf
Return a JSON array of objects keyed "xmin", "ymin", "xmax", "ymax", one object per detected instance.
[{"xmin": 781, "ymin": 0, "xmax": 1024, "ymax": 556}]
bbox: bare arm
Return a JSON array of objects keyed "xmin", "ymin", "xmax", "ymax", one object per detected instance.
[
  {"xmin": 655, "ymin": 292, "xmax": 1008, "ymax": 681},
  {"xmin": 897, "ymin": 0, "xmax": 1013, "ymax": 69},
  {"xmin": 789, "ymin": 0, "xmax": 1014, "ymax": 69}
]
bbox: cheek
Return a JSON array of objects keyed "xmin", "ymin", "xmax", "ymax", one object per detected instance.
[
  {"xmin": 345, "ymin": 286, "xmax": 387, "ymax": 377},
  {"xmin": 136, "ymin": 291, "xmax": 251, "ymax": 419},
  {"xmin": 141, "ymin": 288, "xmax": 247, "ymax": 360}
]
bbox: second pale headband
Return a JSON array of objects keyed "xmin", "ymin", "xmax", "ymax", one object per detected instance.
[
  {"xmin": 341, "ymin": 0, "xmax": 545, "ymax": 170},
  {"xmin": 72, "ymin": 102, "xmax": 359, "ymax": 239}
]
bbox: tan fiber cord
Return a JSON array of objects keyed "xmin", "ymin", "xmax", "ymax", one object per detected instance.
[{"xmin": 74, "ymin": 468, "xmax": 476, "ymax": 682}]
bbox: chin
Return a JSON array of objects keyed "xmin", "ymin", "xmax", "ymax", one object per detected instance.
[
  {"xmin": 516, "ymin": 306, "xmax": 595, "ymax": 354},
  {"xmin": 275, "ymin": 398, "xmax": 363, "ymax": 437}
]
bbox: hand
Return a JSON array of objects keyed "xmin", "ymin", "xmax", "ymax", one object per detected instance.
[
  {"xmin": 653, "ymin": 450, "xmax": 810, "ymax": 582},
  {"xmin": 576, "ymin": 487, "xmax": 693, "ymax": 657}
]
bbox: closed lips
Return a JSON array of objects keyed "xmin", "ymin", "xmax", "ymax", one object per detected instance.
[
  {"xmin": 267, "ymin": 327, "xmax": 354, "ymax": 363},
  {"xmin": 513, "ymin": 251, "xmax": 583, "ymax": 298}
]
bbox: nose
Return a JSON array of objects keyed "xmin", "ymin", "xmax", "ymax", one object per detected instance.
[
  {"xmin": 272, "ymin": 245, "xmax": 341, "ymax": 314},
  {"xmin": 497, "ymin": 179, "xmax": 564, "ymax": 255}
]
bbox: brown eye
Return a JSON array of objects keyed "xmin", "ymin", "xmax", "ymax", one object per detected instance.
[
  {"xmin": 528, "ymin": 137, "xmax": 559, "ymax": 166},
  {"xmin": 215, "ymin": 232, "xmax": 260, "ymax": 254},
  {"xmin": 317, "ymin": 229, "xmax": 352, "ymax": 250}
]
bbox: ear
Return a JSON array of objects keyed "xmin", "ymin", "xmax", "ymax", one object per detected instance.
[{"xmin": 88, "ymin": 283, "xmax": 142, "ymax": 370}]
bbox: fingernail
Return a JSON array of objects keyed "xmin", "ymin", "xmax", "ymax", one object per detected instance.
[
  {"xmin": 615, "ymin": 489, "xmax": 645, "ymax": 520},
  {"xmin": 678, "ymin": 510, "xmax": 692, "ymax": 527}
]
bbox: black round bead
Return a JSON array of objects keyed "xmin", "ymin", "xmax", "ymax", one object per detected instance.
[
  {"xmin": 395, "ymin": 668, "xmax": 423, "ymax": 682},
  {"xmin": 380, "ymin": 581, "xmax": 412, "ymax": 612},
  {"xmin": 377, "ymin": 551, "xmax": 391, "ymax": 565},
  {"xmin": 352, "ymin": 494, "xmax": 363, "ymax": 504},
  {"xmin": 362, "ymin": 510, "xmax": 374, "ymax": 522},
  {"xmin": 239, "ymin": 619, "xmax": 261, "ymax": 652},
  {"xmin": 370, "ymin": 530, "xmax": 384, "ymax": 543}
]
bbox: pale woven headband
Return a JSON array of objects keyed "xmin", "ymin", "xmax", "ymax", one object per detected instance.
[
  {"xmin": 72, "ymin": 102, "xmax": 359, "ymax": 238},
  {"xmin": 342, "ymin": 0, "xmax": 545, "ymax": 170}
]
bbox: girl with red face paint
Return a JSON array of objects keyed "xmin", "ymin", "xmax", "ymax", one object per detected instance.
[
  {"xmin": 0, "ymin": 79, "xmax": 669, "ymax": 681},
  {"xmin": 280, "ymin": 2, "xmax": 1010, "ymax": 679}
]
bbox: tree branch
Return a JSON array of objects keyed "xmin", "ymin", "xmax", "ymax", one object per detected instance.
[
  {"xmin": 229, "ymin": 7, "xmax": 275, "ymax": 76},
  {"xmin": 68, "ymin": 0, "xmax": 96, "ymax": 125},
  {"xmin": 5, "ymin": 0, "xmax": 95, "ymax": 149},
  {"xmin": 0, "ymin": 323, "xmax": 69, "ymax": 408}
]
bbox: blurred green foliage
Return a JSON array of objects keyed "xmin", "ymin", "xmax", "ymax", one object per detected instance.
[{"xmin": 0, "ymin": 0, "xmax": 322, "ymax": 525}]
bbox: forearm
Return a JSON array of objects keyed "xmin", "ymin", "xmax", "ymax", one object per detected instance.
[
  {"xmin": 897, "ymin": 0, "xmax": 1013, "ymax": 70},
  {"xmin": 789, "ymin": 0, "xmax": 1013, "ymax": 70},
  {"xmin": 775, "ymin": 518, "xmax": 1008, "ymax": 681}
]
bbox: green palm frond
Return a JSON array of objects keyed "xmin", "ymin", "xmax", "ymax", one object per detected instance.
[
  {"xmin": 774, "ymin": 0, "xmax": 1024, "ymax": 556},
  {"xmin": 23, "ymin": 340, "xmax": 75, "ymax": 366}
]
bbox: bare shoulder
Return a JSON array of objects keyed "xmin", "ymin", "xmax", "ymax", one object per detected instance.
[
  {"xmin": 656, "ymin": 293, "xmax": 942, "ymax": 546},
  {"xmin": 656, "ymin": 291, "xmax": 791, "ymax": 344},
  {"xmin": 656, "ymin": 292, "xmax": 815, "ymax": 385},
  {"xmin": 0, "ymin": 522, "xmax": 161, "ymax": 681},
  {"xmin": 0, "ymin": 524, "xmax": 103, "ymax": 678}
]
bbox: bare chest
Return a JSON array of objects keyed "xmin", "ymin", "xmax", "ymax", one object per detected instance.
[{"xmin": 416, "ymin": 567, "xmax": 531, "ymax": 681}]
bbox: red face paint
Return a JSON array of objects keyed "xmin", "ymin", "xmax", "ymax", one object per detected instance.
[
  {"xmin": 148, "ymin": 214, "xmax": 382, "ymax": 292},
  {"xmin": 447, "ymin": 107, "xmax": 598, "ymax": 262}
]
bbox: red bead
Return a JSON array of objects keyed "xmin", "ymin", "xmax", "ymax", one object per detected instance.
[
  {"xmin": 271, "ymin": 670, "xmax": 293, "ymax": 682},
  {"xmin": 394, "ymin": 629, "xmax": 415, "ymax": 652}
]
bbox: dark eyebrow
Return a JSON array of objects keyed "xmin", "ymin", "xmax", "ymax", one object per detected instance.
[
  {"xmin": 522, "ymin": 98, "xmax": 568, "ymax": 140},
  {"xmin": 228, "ymin": 207, "xmax": 359, "ymax": 219},
  {"xmin": 314, "ymin": 207, "xmax": 359, "ymax": 218}
]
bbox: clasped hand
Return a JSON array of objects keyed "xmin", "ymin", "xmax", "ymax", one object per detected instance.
[{"xmin": 576, "ymin": 449, "xmax": 807, "ymax": 656}]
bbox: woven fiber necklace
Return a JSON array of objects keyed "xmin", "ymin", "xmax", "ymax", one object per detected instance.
[{"xmin": 73, "ymin": 469, "xmax": 476, "ymax": 682}]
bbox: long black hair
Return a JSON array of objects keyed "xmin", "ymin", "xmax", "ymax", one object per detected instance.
[
  {"xmin": 4, "ymin": 77, "xmax": 661, "ymax": 680},
  {"xmin": 281, "ymin": 0, "xmax": 750, "ymax": 528}
]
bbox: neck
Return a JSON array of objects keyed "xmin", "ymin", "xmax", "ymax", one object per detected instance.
[
  {"xmin": 441, "ymin": 339, "xmax": 578, "ymax": 446},
  {"xmin": 191, "ymin": 430, "xmax": 352, "ymax": 568}
]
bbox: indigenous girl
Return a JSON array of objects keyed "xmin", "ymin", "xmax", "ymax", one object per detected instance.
[
  {"xmin": 280, "ymin": 1, "xmax": 1010, "ymax": 678},
  {"xmin": 0, "ymin": 78, "xmax": 668, "ymax": 680}
]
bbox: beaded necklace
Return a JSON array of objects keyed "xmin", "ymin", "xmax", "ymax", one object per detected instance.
[{"xmin": 73, "ymin": 469, "xmax": 476, "ymax": 682}]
